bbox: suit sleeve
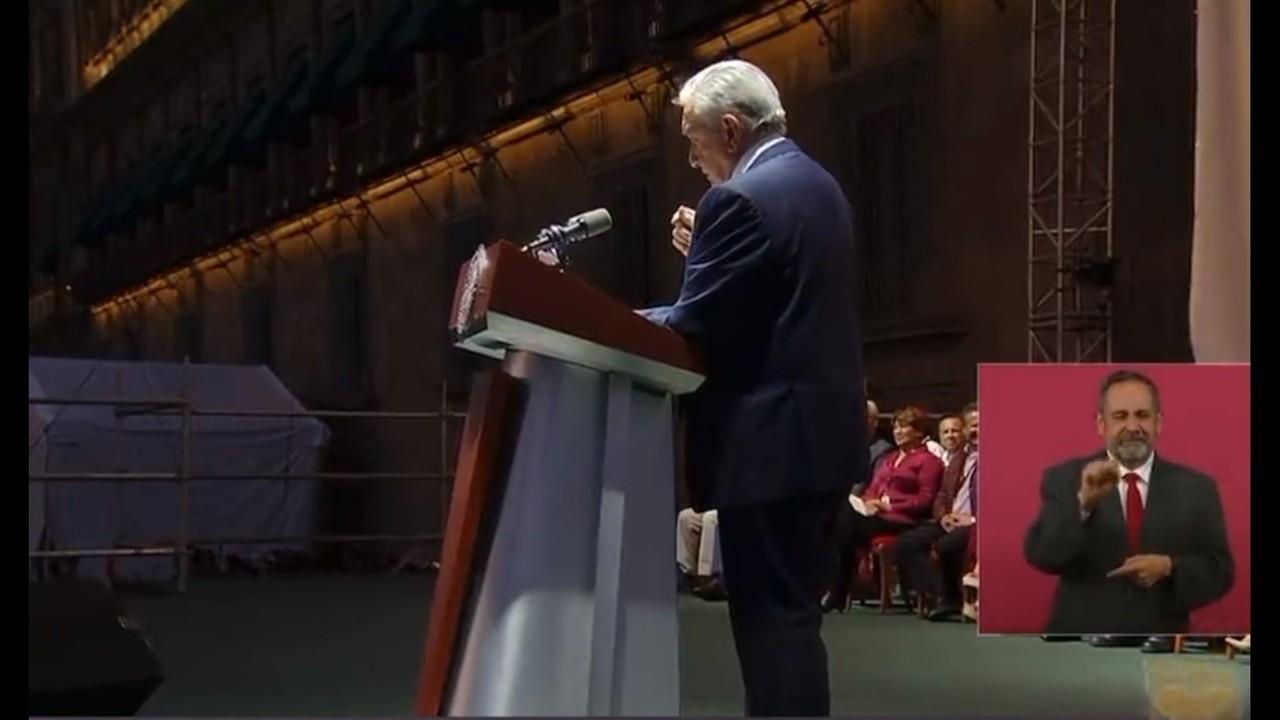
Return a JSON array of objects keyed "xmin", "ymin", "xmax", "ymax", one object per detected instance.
[
  {"xmin": 663, "ymin": 186, "xmax": 772, "ymax": 354},
  {"xmin": 1169, "ymin": 477, "xmax": 1234, "ymax": 610},
  {"xmin": 1024, "ymin": 465, "xmax": 1090, "ymax": 574},
  {"xmin": 932, "ymin": 461, "xmax": 957, "ymax": 520},
  {"xmin": 636, "ymin": 306, "xmax": 673, "ymax": 324},
  {"xmin": 931, "ymin": 491, "xmax": 949, "ymax": 521}
]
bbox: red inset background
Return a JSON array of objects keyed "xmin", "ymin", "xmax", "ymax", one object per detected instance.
[{"xmin": 977, "ymin": 363, "xmax": 1250, "ymax": 635}]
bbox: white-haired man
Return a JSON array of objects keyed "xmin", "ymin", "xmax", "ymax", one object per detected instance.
[{"xmin": 639, "ymin": 59, "xmax": 864, "ymax": 716}]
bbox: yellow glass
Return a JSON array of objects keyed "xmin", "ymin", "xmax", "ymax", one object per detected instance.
[{"xmin": 1144, "ymin": 656, "xmax": 1244, "ymax": 720}]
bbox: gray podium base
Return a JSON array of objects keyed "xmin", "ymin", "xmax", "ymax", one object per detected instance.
[{"xmin": 446, "ymin": 351, "xmax": 681, "ymax": 717}]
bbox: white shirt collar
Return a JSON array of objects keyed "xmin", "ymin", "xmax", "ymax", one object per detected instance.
[
  {"xmin": 732, "ymin": 135, "xmax": 786, "ymax": 178},
  {"xmin": 1109, "ymin": 450, "xmax": 1155, "ymax": 485}
]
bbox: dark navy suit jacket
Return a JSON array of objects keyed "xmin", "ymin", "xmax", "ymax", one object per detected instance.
[{"xmin": 645, "ymin": 138, "xmax": 867, "ymax": 510}]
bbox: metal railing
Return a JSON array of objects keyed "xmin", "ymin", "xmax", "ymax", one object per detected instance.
[{"xmin": 29, "ymin": 375, "xmax": 467, "ymax": 593}]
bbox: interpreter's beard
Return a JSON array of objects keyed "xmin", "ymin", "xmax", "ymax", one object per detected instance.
[{"xmin": 1111, "ymin": 431, "xmax": 1152, "ymax": 467}]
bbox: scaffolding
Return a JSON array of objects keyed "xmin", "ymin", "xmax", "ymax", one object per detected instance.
[
  {"xmin": 1027, "ymin": 0, "xmax": 1115, "ymax": 363},
  {"xmin": 28, "ymin": 379, "xmax": 466, "ymax": 593}
]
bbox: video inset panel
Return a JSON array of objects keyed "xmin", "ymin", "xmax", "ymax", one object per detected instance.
[{"xmin": 976, "ymin": 363, "xmax": 1249, "ymax": 636}]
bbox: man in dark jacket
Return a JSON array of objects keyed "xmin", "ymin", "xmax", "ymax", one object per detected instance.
[
  {"xmin": 641, "ymin": 59, "xmax": 864, "ymax": 716},
  {"xmin": 1024, "ymin": 370, "xmax": 1233, "ymax": 636}
]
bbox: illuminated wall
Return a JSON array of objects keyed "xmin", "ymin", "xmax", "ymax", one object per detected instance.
[{"xmin": 71, "ymin": 0, "xmax": 1199, "ymax": 540}]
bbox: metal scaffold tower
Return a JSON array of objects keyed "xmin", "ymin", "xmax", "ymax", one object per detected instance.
[{"xmin": 1027, "ymin": 0, "xmax": 1116, "ymax": 363}]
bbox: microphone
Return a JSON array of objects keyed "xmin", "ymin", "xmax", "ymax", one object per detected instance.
[{"xmin": 522, "ymin": 208, "xmax": 613, "ymax": 255}]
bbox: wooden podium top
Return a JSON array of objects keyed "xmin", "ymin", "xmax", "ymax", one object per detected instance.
[{"xmin": 449, "ymin": 241, "xmax": 705, "ymax": 394}]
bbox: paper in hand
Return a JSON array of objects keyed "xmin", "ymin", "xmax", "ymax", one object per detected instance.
[{"xmin": 849, "ymin": 495, "xmax": 873, "ymax": 516}]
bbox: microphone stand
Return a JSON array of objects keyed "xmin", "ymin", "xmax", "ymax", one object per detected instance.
[{"xmin": 523, "ymin": 228, "xmax": 574, "ymax": 272}]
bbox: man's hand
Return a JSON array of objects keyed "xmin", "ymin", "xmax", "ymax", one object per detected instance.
[
  {"xmin": 533, "ymin": 248, "xmax": 562, "ymax": 267},
  {"xmin": 1106, "ymin": 554, "xmax": 1173, "ymax": 588},
  {"xmin": 863, "ymin": 498, "xmax": 884, "ymax": 515},
  {"xmin": 941, "ymin": 512, "xmax": 974, "ymax": 533},
  {"xmin": 671, "ymin": 205, "xmax": 695, "ymax": 257},
  {"xmin": 1077, "ymin": 459, "xmax": 1121, "ymax": 512}
]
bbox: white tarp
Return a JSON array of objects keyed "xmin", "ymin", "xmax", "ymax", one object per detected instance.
[
  {"xmin": 28, "ymin": 356, "xmax": 330, "ymax": 583},
  {"xmin": 29, "ymin": 372, "xmax": 50, "ymax": 555}
]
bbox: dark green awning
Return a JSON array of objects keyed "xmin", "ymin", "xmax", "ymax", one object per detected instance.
[
  {"xmin": 103, "ymin": 180, "xmax": 146, "ymax": 230},
  {"xmin": 288, "ymin": 21, "xmax": 358, "ymax": 115},
  {"xmin": 137, "ymin": 134, "xmax": 200, "ymax": 208},
  {"xmin": 476, "ymin": 0, "xmax": 524, "ymax": 12},
  {"xmin": 100, "ymin": 146, "xmax": 180, "ymax": 231},
  {"xmin": 241, "ymin": 60, "xmax": 312, "ymax": 148},
  {"xmin": 196, "ymin": 97, "xmax": 264, "ymax": 182},
  {"xmin": 164, "ymin": 109, "xmax": 233, "ymax": 196},
  {"xmin": 388, "ymin": 0, "xmax": 481, "ymax": 56},
  {"xmin": 77, "ymin": 135, "xmax": 196, "ymax": 244},
  {"xmin": 77, "ymin": 178, "xmax": 135, "ymax": 244},
  {"xmin": 334, "ymin": 0, "xmax": 412, "ymax": 87}
]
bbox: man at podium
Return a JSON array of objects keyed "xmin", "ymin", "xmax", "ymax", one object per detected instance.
[{"xmin": 640, "ymin": 59, "xmax": 867, "ymax": 716}]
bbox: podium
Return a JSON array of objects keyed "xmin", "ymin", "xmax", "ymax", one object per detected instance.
[{"xmin": 415, "ymin": 241, "xmax": 705, "ymax": 717}]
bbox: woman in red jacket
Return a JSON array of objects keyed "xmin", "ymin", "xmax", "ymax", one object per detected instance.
[{"xmin": 822, "ymin": 405, "xmax": 944, "ymax": 611}]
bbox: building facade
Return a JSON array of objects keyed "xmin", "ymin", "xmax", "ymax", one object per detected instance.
[{"xmin": 28, "ymin": 0, "xmax": 1198, "ymax": 535}]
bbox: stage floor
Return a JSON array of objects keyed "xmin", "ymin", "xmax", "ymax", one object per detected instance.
[{"xmin": 121, "ymin": 573, "xmax": 1249, "ymax": 717}]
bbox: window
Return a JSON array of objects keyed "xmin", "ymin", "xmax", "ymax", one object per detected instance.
[
  {"xmin": 246, "ymin": 74, "xmax": 266, "ymax": 105},
  {"xmin": 855, "ymin": 102, "xmax": 913, "ymax": 322},
  {"xmin": 833, "ymin": 89, "xmax": 932, "ymax": 328},
  {"xmin": 286, "ymin": 45, "xmax": 309, "ymax": 72},
  {"xmin": 330, "ymin": 12, "xmax": 359, "ymax": 127},
  {"xmin": 241, "ymin": 286, "xmax": 275, "ymax": 367},
  {"xmin": 332, "ymin": 11, "xmax": 355, "ymax": 40},
  {"xmin": 327, "ymin": 252, "xmax": 368, "ymax": 395},
  {"xmin": 208, "ymin": 99, "xmax": 228, "ymax": 123},
  {"xmin": 114, "ymin": 321, "xmax": 141, "ymax": 359},
  {"xmin": 583, "ymin": 159, "xmax": 656, "ymax": 307},
  {"xmin": 516, "ymin": 0, "xmax": 560, "ymax": 31},
  {"xmin": 173, "ymin": 310, "xmax": 204, "ymax": 362},
  {"xmin": 830, "ymin": 55, "xmax": 937, "ymax": 330}
]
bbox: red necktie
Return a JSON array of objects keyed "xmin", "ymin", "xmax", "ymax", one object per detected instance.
[{"xmin": 1123, "ymin": 473, "xmax": 1144, "ymax": 553}]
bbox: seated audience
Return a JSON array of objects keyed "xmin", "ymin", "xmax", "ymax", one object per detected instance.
[
  {"xmin": 823, "ymin": 406, "xmax": 944, "ymax": 611},
  {"xmin": 894, "ymin": 403, "xmax": 979, "ymax": 620},
  {"xmin": 677, "ymin": 508, "xmax": 724, "ymax": 600}
]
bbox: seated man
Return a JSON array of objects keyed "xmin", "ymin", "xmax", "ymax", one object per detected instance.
[
  {"xmin": 867, "ymin": 399, "xmax": 893, "ymax": 469},
  {"xmin": 934, "ymin": 413, "xmax": 968, "ymax": 468},
  {"xmin": 893, "ymin": 405, "xmax": 979, "ymax": 620},
  {"xmin": 677, "ymin": 508, "xmax": 724, "ymax": 599},
  {"xmin": 854, "ymin": 399, "xmax": 893, "ymax": 496}
]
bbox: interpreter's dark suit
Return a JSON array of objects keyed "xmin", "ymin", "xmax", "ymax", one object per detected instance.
[
  {"xmin": 1024, "ymin": 452, "xmax": 1234, "ymax": 635},
  {"xmin": 643, "ymin": 137, "xmax": 864, "ymax": 716}
]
